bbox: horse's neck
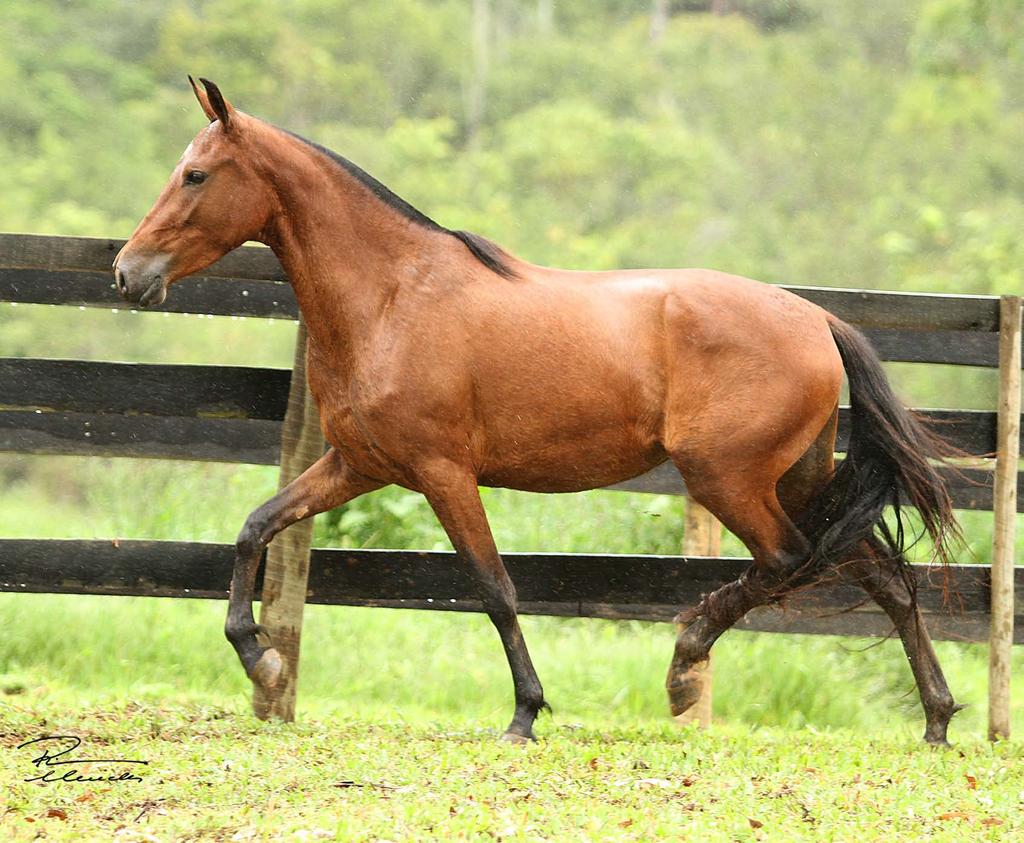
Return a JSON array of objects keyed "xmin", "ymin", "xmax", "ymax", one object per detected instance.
[{"xmin": 262, "ymin": 158, "xmax": 448, "ymax": 359}]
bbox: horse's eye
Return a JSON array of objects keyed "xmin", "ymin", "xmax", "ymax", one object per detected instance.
[{"xmin": 184, "ymin": 170, "xmax": 207, "ymax": 185}]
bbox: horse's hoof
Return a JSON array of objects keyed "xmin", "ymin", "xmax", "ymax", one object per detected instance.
[
  {"xmin": 666, "ymin": 671, "xmax": 703, "ymax": 717},
  {"xmin": 500, "ymin": 730, "xmax": 535, "ymax": 745},
  {"xmin": 249, "ymin": 648, "xmax": 283, "ymax": 690}
]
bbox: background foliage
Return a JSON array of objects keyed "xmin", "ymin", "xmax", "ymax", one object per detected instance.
[{"xmin": 3, "ymin": 0, "xmax": 1022, "ymax": 289}]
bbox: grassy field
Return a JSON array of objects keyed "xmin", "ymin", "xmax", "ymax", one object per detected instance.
[
  {"xmin": 2, "ymin": 695, "xmax": 1022, "ymax": 842},
  {"xmin": 3, "ymin": 592, "xmax": 1024, "ymax": 737}
]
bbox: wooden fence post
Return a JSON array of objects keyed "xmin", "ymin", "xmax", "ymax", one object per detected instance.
[
  {"xmin": 674, "ymin": 499, "xmax": 721, "ymax": 728},
  {"xmin": 988, "ymin": 295, "xmax": 1021, "ymax": 741},
  {"xmin": 252, "ymin": 319, "xmax": 325, "ymax": 722}
]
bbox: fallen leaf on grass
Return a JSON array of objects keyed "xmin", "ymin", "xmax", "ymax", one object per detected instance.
[
  {"xmin": 981, "ymin": 818, "xmax": 1003, "ymax": 827},
  {"xmin": 75, "ymin": 791, "xmax": 96, "ymax": 803},
  {"xmin": 936, "ymin": 811, "xmax": 971, "ymax": 821},
  {"xmin": 618, "ymin": 819, "xmax": 634, "ymax": 828},
  {"xmin": 45, "ymin": 808, "xmax": 67, "ymax": 820},
  {"xmin": 748, "ymin": 818, "xmax": 763, "ymax": 829},
  {"xmin": 965, "ymin": 774, "xmax": 977, "ymax": 790}
]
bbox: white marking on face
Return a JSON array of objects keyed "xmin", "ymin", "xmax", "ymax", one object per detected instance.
[{"xmin": 178, "ymin": 141, "xmax": 194, "ymax": 163}]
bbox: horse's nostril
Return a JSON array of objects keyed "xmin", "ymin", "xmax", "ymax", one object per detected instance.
[{"xmin": 115, "ymin": 268, "xmax": 127, "ymax": 293}]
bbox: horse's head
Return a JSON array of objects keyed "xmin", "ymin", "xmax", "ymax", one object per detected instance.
[{"xmin": 113, "ymin": 78, "xmax": 276, "ymax": 307}]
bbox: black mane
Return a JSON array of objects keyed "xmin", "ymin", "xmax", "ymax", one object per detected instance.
[{"xmin": 283, "ymin": 129, "xmax": 518, "ymax": 280}]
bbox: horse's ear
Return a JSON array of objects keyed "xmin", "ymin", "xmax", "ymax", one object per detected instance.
[
  {"xmin": 189, "ymin": 75, "xmax": 218, "ymax": 122},
  {"xmin": 195, "ymin": 76, "xmax": 234, "ymax": 131}
]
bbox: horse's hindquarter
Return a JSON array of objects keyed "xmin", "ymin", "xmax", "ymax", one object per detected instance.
[{"xmin": 658, "ymin": 269, "xmax": 844, "ymax": 478}]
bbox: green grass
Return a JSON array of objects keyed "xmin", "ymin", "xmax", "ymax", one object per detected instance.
[{"xmin": 1, "ymin": 697, "xmax": 1021, "ymax": 842}]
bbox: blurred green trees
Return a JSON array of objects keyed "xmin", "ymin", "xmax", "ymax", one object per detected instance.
[{"xmin": 1, "ymin": 0, "xmax": 1020, "ymax": 294}]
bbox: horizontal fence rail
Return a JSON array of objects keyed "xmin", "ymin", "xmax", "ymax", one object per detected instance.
[
  {"xmin": 0, "ymin": 358, "xmax": 292, "ymax": 419},
  {"xmin": 0, "ymin": 405, "xmax": 1012, "ymax": 511},
  {"xmin": 1, "ymin": 539, "xmax": 1019, "ymax": 644},
  {"xmin": 0, "ymin": 233, "xmax": 1005, "ymax": 333},
  {"xmin": 1, "ymin": 358, "xmax": 1020, "ymax": 510},
  {"xmin": 0, "ymin": 357, "xmax": 1016, "ymax": 450}
]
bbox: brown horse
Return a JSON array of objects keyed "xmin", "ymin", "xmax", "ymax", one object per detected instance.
[{"xmin": 115, "ymin": 78, "xmax": 963, "ymax": 744}]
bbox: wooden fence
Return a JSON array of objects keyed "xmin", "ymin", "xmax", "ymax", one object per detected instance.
[{"xmin": 0, "ymin": 233, "xmax": 1019, "ymax": 738}]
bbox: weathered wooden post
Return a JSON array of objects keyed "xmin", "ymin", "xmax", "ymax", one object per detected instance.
[
  {"xmin": 252, "ymin": 319, "xmax": 325, "ymax": 721},
  {"xmin": 674, "ymin": 499, "xmax": 721, "ymax": 728},
  {"xmin": 988, "ymin": 295, "xmax": 1020, "ymax": 741}
]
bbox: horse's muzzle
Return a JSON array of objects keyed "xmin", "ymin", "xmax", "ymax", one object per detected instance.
[{"xmin": 113, "ymin": 259, "xmax": 168, "ymax": 308}]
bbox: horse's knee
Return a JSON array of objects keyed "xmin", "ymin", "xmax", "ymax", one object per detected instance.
[
  {"xmin": 235, "ymin": 513, "xmax": 267, "ymax": 560},
  {"xmin": 468, "ymin": 569, "xmax": 518, "ymax": 624}
]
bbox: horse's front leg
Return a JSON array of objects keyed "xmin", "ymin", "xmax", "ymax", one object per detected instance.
[
  {"xmin": 226, "ymin": 448, "xmax": 383, "ymax": 692},
  {"xmin": 420, "ymin": 462, "xmax": 547, "ymax": 742}
]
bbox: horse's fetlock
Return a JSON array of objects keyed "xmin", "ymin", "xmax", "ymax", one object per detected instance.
[
  {"xmin": 932, "ymin": 692, "xmax": 959, "ymax": 721},
  {"xmin": 225, "ymin": 618, "xmax": 255, "ymax": 645},
  {"xmin": 519, "ymin": 685, "xmax": 546, "ymax": 714}
]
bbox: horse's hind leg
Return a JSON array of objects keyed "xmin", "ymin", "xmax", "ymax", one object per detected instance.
[
  {"xmin": 666, "ymin": 413, "xmax": 836, "ymax": 715},
  {"xmin": 226, "ymin": 448, "xmax": 383, "ymax": 694},
  {"xmin": 775, "ymin": 416, "xmax": 960, "ymax": 743},
  {"xmin": 677, "ymin": 406, "xmax": 959, "ymax": 742},
  {"xmin": 841, "ymin": 542, "xmax": 962, "ymax": 744},
  {"xmin": 665, "ymin": 464, "xmax": 813, "ymax": 715}
]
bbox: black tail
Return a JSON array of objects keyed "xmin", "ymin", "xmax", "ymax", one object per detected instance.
[{"xmin": 799, "ymin": 318, "xmax": 961, "ymax": 570}]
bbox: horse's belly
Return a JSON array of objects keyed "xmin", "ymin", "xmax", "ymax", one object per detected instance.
[
  {"xmin": 470, "ymin": 352, "xmax": 668, "ymax": 492},
  {"xmin": 477, "ymin": 428, "xmax": 668, "ymax": 493}
]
